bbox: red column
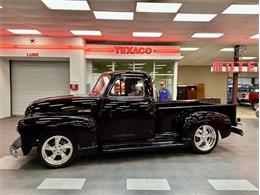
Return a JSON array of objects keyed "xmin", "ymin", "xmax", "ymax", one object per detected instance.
[{"xmin": 232, "ymin": 45, "xmax": 239, "ymax": 104}]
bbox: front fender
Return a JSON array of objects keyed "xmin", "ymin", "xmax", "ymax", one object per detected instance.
[
  {"xmin": 17, "ymin": 115, "xmax": 97, "ymax": 155},
  {"xmin": 183, "ymin": 111, "xmax": 232, "ymax": 140}
]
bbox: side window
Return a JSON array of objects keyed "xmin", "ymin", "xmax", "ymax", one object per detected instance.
[{"xmin": 109, "ymin": 77, "xmax": 144, "ymax": 97}]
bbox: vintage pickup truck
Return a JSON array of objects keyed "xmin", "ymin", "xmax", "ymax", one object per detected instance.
[{"xmin": 10, "ymin": 71, "xmax": 243, "ymax": 168}]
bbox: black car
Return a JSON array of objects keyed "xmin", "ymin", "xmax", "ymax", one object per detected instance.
[{"xmin": 10, "ymin": 71, "xmax": 243, "ymax": 168}]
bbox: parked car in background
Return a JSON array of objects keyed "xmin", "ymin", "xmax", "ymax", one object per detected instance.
[
  {"xmin": 249, "ymin": 90, "xmax": 259, "ymax": 110},
  {"xmin": 227, "ymin": 84, "xmax": 258, "ymax": 104}
]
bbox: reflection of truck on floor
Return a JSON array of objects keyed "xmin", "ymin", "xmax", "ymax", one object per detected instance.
[{"xmin": 11, "ymin": 71, "xmax": 243, "ymax": 168}]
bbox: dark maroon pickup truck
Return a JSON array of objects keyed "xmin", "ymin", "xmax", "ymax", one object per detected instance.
[{"xmin": 10, "ymin": 71, "xmax": 243, "ymax": 168}]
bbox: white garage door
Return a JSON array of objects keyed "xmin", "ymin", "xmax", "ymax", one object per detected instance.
[{"xmin": 11, "ymin": 61, "xmax": 70, "ymax": 115}]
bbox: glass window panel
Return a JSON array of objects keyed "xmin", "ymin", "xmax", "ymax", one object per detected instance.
[
  {"xmin": 135, "ymin": 61, "xmax": 153, "ymax": 73},
  {"xmin": 155, "ymin": 61, "xmax": 174, "ymax": 74},
  {"xmin": 92, "ymin": 61, "xmax": 113, "ymax": 73},
  {"xmin": 115, "ymin": 61, "xmax": 133, "ymax": 71}
]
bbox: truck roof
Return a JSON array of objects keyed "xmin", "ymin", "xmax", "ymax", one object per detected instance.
[{"xmin": 101, "ymin": 71, "xmax": 151, "ymax": 77}]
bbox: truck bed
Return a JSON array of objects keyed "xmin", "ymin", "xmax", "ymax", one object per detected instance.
[{"xmin": 155, "ymin": 100, "xmax": 237, "ymax": 132}]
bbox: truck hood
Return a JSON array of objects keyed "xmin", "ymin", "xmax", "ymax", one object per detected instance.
[{"xmin": 25, "ymin": 95, "xmax": 99, "ymax": 117}]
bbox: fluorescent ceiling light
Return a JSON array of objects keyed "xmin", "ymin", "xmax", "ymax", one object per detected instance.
[
  {"xmin": 94, "ymin": 11, "xmax": 133, "ymax": 20},
  {"xmin": 156, "ymin": 64, "xmax": 167, "ymax": 67},
  {"xmin": 136, "ymin": 2, "xmax": 182, "ymax": 13},
  {"xmin": 41, "ymin": 0, "xmax": 90, "ymax": 10},
  {"xmin": 71, "ymin": 30, "xmax": 102, "ymax": 36},
  {"xmin": 7, "ymin": 29, "xmax": 41, "ymax": 35},
  {"xmin": 240, "ymin": 56, "xmax": 257, "ymax": 60},
  {"xmin": 220, "ymin": 48, "xmax": 234, "ymax": 52},
  {"xmin": 250, "ymin": 34, "xmax": 259, "ymax": 39},
  {"xmin": 133, "ymin": 32, "xmax": 162, "ymax": 37},
  {"xmin": 135, "ymin": 67, "xmax": 143, "ymax": 69},
  {"xmin": 134, "ymin": 63, "xmax": 145, "ymax": 65},
  {"xmin": 180, "ymin": 47, "xmax": 199, "ymax": 51},
  {"xmin": 155, "ymin": 67, "xmax": 162, "ymax": 70},
  {"xmin": 192, "ymin": 33, "xmax": 224, "ymax": 38},
  {"xmin": 174, "ymin": 13, "xmax": 217, "ymax": 22},
  {"xmin": 222, "ymin": 4, "xmax": 259, "ymax": 14}
]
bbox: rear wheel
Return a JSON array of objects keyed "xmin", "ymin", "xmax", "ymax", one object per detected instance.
[
  {"xmin": 38, "ymin": 134, "xmax": 77, "ymax": 168},
  {"xmin": 190, "ymin": 124, "xmax": 218, "ymax": 154}
]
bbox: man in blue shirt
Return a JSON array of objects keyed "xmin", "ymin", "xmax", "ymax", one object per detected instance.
[{"xmin": 159, "ymin": 81, "xmax": 172, "ymax": 101}]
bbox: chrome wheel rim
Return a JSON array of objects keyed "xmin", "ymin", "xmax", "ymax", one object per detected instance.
[
  {"xmin": 41, "ymin": 135, "xmax": 73, "ymax": 166},
  {"xmin": 194, "ymin": 125, "xmax": 217, "ymax": 151}
]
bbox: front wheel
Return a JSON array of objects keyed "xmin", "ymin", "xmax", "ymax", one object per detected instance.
[
  {"xmin": 38, "ymin": 134, "xmax": 78, "ymax": 168},
  {"xmin": 190, "ymin": 124, "xmax": 218, "ymax": 154}
]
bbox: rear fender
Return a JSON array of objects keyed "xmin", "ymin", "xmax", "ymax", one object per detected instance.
[
  {"xmin": 17, "ymin": 116, "xmax": 97, "ymax": 155},
  {"xmin": 182, "ymin": 111, "xmax": 232, "ymax": 141}
]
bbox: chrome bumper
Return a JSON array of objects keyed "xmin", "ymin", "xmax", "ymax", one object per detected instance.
[
  {"xmin": 231, "ymin": 127, "xmax": 244, "ymax": 136},
  {"xmin": 9, "ymin": 137, "xmax": 21, "ymax": 158}
]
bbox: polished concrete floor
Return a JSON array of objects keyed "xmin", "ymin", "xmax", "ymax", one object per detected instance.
[{"xmin": 0, "ymin": 111, "xmax": 258, "ymax": 195}]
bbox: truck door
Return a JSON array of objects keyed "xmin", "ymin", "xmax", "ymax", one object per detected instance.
[{"xmin": 99, "ymin": 75, "xmax": 155, "ymax": 141}]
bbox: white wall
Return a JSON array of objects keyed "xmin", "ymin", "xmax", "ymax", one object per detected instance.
[
  {"xmin": 0, "ymin": 58, "xmax": 11, "ymax": 118},
  {"xmin": 178, "ymin": 66, "xmax": 228, "ymax": 104},
  {"xmin": 0, "ymin": 36, "xmax": 89, "ymax": 117}
]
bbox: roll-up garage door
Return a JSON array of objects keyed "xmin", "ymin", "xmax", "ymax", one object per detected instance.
[{"xmin": 11, "ymin": 61, "xmax": 70, "ymax": 115}]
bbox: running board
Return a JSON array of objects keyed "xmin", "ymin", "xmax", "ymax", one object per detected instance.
[{"xmin": 102, "ymin": 141, "xmax": 184, "ymax": 153}]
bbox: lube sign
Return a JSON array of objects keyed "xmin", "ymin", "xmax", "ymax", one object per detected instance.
[
  {"xmin": 114, "ymin": 46, "xmax": 153, "ymax": 55},
  {"xmin": 212, "ymin": 61, "xmax": 258, "ymax": 72}
]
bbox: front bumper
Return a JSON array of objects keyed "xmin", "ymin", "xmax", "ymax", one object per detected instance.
[
  {"xmin": 9, "ymin": 137, "xmax": 21, "ymax": 158},
  {"xmin": 231, "ymin": 127, "xmax": 244, "ymax": 136}
]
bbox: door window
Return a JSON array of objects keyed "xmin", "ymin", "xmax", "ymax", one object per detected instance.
[{"xmin": 109, "ymin": 78, "xmax": 144, "ymax": 97}]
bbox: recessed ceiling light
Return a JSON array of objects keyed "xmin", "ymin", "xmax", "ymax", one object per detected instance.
[
  {"xmin": 133, "ymin": 32, "xmax": 162, "ymax": 37},
  {"xmin": 7, "ymin": 29, "xmax": 42, "ymax": 35},
  {"xmin": 41, "ymin": 0, "xmax": 90, "ymax": 10},
  {"xmin": 71, "ymin": 30, "xmax": 102, "ymax": 36},
  {"xmin": 174, "ymin": 14, "xmax": 217, "ymax": 22},
  {"xmin": 240, "ymin": 56, "xmax": 257, "ymax": 60},
  {"xmin": 136, "ymin": 2, "xmax": 182, "ymax": 13},
  {"xmin": 250, "ymin": 34, "xmax": 259, "ymax": 39},
  {"xmin": 0, "ymin": 5, "xmax": 3, "ymax": 8},
  {"xmin": 180, "ymin": 47, "xmax": 199, "ymax": 51},
  {"xmin": 94, "ymin": 11, "xmax": 133, "ymax": 20},
  {"xmin": 220, "ymin": 48, "xmax": 234, "ymax": 52},
  {"xmin": 222, "ymin": 4, "xmax": 259, "ymax": 14},
  {"xmin": 192, "ymin": 33, "xmax": 224, "ymax": 38}
]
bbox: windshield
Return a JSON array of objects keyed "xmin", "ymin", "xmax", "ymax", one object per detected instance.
[{"xmin": 90, "ymin": 75, "xmax": 110, "ymax": 96}]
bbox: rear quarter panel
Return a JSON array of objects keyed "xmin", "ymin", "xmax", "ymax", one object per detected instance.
[{"xmin": 156, "ymin": 103, "xmax": 237, "ymax": 133}]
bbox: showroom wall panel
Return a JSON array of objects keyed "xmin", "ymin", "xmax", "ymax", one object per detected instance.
[
  {"xmin": 178, "ymin": 66, "xmax": 228, "ymax": 104},
  {"xmin": 0, "ymin": 58, "xmax": 11, "ymax": 118}
]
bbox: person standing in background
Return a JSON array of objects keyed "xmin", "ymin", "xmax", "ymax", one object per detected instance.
[{"xmin": 159, "ymin": 81, "xmax": 172, "ymax": 101}]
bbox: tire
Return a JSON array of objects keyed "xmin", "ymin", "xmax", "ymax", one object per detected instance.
[
  {"xmin": 37, "ymin": 133, "xmax": 78, "ymax": 168},
  {"xmin": 189, "ymin": 124, "xmax": 219, "ymax": 154},
  {"xmin": 253, "ymin": 101, "xmax": 259, "ymax": 110}
]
